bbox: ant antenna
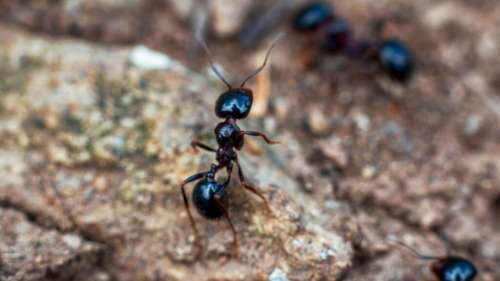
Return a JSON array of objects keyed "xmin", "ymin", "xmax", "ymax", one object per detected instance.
[
  {"xmin": 239, "ymin": 32, "xmax": 285, "ymax": 88},
  {"xmin": 386, "ymin": 238, "xmax": 440, "ymax": 261},
  {"xmin": 195, "ymin": 32, "xmax": 232, "ymax": 90}
]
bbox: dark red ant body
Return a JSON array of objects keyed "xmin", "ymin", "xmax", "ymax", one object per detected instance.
[
  {"xmin": 180, "ymin": 34, "xmax": 281, "ymax": 257},
  {"xmin": 293, "ymin": 2, "xmax": 413, "ymax": 82},
  {"xmin": 391, "ymin": 240, "xmax": 477, "ymax": 281}
]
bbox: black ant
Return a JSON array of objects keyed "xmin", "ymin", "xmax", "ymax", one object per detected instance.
[
  {"xmin": 292, "ymin": 2, "xmax": 413, "ymax": 82},
  {"xmin": 180, "ymin": 34, "xmax": 282, "ymax": 257},
  {"xmin": 390, "ymin": 240, "xmax": 477, "ymax": 281}
]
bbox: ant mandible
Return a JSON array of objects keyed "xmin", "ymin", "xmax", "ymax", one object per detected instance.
[
  {"xmin": 180, "ymin": 33, "xmax": 282, "ymax": 257},
  {"xmin": 292, "ymin": 2, "xmax": 413, "ymax": 82},
  {"xmin": 391, "ymin": 240, "xmax": 478, "ymax": 281}
]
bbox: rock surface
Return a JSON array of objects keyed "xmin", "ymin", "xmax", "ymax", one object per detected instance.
[
  {"xmin": 0, "ymin": 208, "xmax": 101, "ymax": 281},
  {"xmin": 0, "ymin": 27, "xmax": 353, "ymax": 280},
  {"xmin": 1, "ymin": 0, "xmax": 500, "ymax": 280}
]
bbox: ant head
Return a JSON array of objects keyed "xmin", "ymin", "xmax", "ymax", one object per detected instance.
[
  {"xmin": 430, "ymin": 256, "xmax": 478, "ymax": 281},
  {"xmin": 196, "ymin": 32, "xmax": 283, "ymax": 119},
  {"xmin": 215, "ymin": 88, "xmax": 253, "ymax": 119}
]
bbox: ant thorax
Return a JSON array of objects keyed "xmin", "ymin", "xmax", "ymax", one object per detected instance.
[{"xmin": 214, "ymin": 119, "xmax": 244, "ymax": 150}]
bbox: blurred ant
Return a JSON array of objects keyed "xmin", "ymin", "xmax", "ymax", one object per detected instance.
[
  {"xmin": 390, "ymin": 240, "xmax": 477, "ymax": 281},
  {"xmin": 180, "ymin": 33, "xmax": 282, "ymax": 257},
  {"xmin": 292, "ymin": 2, "xmax": 413, "ymax": 82}
]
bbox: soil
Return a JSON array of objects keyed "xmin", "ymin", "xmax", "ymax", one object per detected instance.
[{"xmin": 0, "ymin": 0, "xmax": 499, "ymax": 280}]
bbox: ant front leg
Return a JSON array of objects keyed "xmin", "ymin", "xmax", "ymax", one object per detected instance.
[
  {"xmin": 235, "ymin": 158, "xmax": 272, "ymax": 213},
  {"xmin": 180, "ymin": 172, "xmax": 207, "ymax": 258},
  {"xmin": 213, "ymin": 194, "xmax": 238, "ymax": 257},
  {"xmin": 241, "ymin": 130, "xmax": 280, "ymax": 145},
  {"xmin": 190, "ymin": 140, "xmax": 217, "ymax": 153}
]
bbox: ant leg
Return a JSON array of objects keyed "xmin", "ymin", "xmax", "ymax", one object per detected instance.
[
  {"xmin": 214, "ymin": 195, "xmax": 238, "ymax": 256},
  {"xmin": 190, "ymin": 140, "xmax": 217, "ymax": 153},
  {"xmin": 180, "ymin": 172, "xmax": 207, "ymax": 258},
  {"xmin": 223, "ymin": 164, "xmax": 233, "ymax": 187},
  {"xmin": 241, "ymin": 130, "xmax": 280, "ymax": 144},
  {"xmin": 235, "ymin": 158, "xmax": 272, "ymax": 213}
]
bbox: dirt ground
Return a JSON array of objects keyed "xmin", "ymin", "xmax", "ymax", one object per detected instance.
[{"xmin": 0, "ymin": 0, "xmax": 499, "ymax": 280}]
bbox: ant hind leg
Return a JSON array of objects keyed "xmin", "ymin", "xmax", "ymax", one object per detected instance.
[
  {"xmin": 214, "ymin": 195, "xmax": 238, "ymax": 257},
  {"xmin": 180, "ymin": 172, "xmax": 207, "ymax": 258},
  {"xmin": 235, "ymin": 158, "xmax": 272, "ymax": 214}
]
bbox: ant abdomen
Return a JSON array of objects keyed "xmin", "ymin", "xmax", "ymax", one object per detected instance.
[
  {"xmin": 215, "ymin": 88, "xmax": 253, "ymax": 119},
  {"xmin": 377, "ymin": 39, "xmax": 413, "ymax": 81},
  {"xmin": 192, "ymin": 179, "xmax": 227, "ymax": 219}
]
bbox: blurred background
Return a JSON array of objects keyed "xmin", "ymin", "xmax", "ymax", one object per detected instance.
[{"xmin": 0, "ymin": 0, "xmax": 499, "ymax": 280}]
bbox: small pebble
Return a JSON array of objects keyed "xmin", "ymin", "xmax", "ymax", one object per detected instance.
[
  {"xmin": 362, "ymin": 165, "xmax": 376, "ymax": 179},
  {"xmin": 318, "ymin": 136, "xmax": 348, "ymax": 168},
  {"xmin": 63, "ymin": 234, "xmax": 82, "ymax": 250},
  {"xmin": 308, "ymin": 108, "xmax": 330, "ymax": 135},
  {"xmin": 463, "ymin": 114, "xmax": 482, "ymax": 136},
  {"xmin": 353, "ymin": 112, "xmax": 370, "ymax": 132},
  {"xmin": 269, "ymin": 268, "xmax": 290, "ymax": 281}
]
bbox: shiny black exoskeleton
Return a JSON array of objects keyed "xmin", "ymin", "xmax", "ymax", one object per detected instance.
[
  {"xmin": 191, "ymin": 165, "xmax": 227, "ymax": 219},
  {"xmin": 179, "ymin": 34, "xmax": 281, "ymax": 257},
  {"xmin": 292, "ymin": 2, "xmax": 414, "ymax": 82},
  {"xmin": 215, "ymin": 88, "xmax": 253, "ymax": 119},
  {"xmin": 431, "ymin": 257, "xmax": 477, "ymax": 281},
  {"xmin": 378, "ymin": 40, "xmax": 413, "ymax": 81},
  {"xmin": 392, "ymin": 241, "xmax": 478, "ymax": 281},
  {"xmin": 293, "ymin": 2, "xmax": 332, "ymax": 31},
  {"xmin": 215, "ymin": 119, "xmax": 244, "ymax": 149}
]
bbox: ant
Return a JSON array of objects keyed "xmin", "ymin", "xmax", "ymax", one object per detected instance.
[
  {"xmin": 180, "ymin": 33, "xmax": 282, "ymax": 257},
  {"xmin": 292, "ymin": 2, "xmax": 413, "ymax": 82},
  {"xmin": 390, "ymin": 240, "xmax": 477, "ymax": 281}
]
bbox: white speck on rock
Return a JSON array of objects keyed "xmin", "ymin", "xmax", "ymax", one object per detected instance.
[
  {"xmin": 269, "ymin": 268, "xmax": 289, "ymax": 281},
  {"xmin": 129, "ymin": 45, "xmax": 186, "ymax": 72},
  {"xmin": 354, "ymin": 112, "xmax": 370, "ymax": 132},
  {"xmin": 319, "ymin": 248, "xmax": 335, "ymax": 260},
  {"xmin": 463, "ymin": 115, "xmax": 482, "ymax": 136},
  {"xmin": 63, "ymin": 234, "xmax": 82, "ymax": 249},
  {"xmin": 292, "ymin": 238, "xmax": 304, "ymax": 247}
]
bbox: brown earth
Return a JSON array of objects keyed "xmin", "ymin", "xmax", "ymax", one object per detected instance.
[{"xmin": 0, "ymin": 0, "xmax": 499, "ymax": 280}]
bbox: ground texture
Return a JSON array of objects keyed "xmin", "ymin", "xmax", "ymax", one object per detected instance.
[{"xmin": 0, "ymin": 0, "xmax": 499, "ymax": 280}]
